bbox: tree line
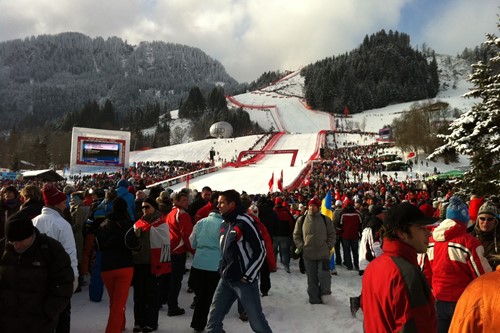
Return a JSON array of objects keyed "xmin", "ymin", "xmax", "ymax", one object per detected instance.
[{"xmin": 302, "ymin": 30, "xmax": 440, "ymax": 115}]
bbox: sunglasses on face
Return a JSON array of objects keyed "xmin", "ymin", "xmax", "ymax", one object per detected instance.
[
  {"xmin": 479, "ymin": 216, "xmax": 495, "ymax": 222},
  {"xmin": 142, "ymin": 205, "xmax": 152, "ymax": 210}
]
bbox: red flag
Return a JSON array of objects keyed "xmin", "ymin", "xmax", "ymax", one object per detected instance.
[
  {"xmin": 407, "ymin": 151, "xmax": 416, "ymax": 160},
  {"xmin": 185, "ymin": 173, "xmax": 190, "ymax": 189},
  {"xmin": 343, "ymin": 106, "xmax": 350, "ymax": 116},
  {"xmin": 268, "ymin": 172, "xmax": 274, "ymax": 192},
  {"xmin": 277, "ymin": 169, "xmax": 283, "ymax": 192}
]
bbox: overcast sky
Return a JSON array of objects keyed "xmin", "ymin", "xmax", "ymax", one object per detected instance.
[{"xmin": 0, "ymin": 0, "xmax": 498, "ymax": 82}]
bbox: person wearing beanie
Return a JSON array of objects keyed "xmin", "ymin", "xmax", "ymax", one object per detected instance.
[
  {"xmin": 471, "ymin": 201, "xmax": 500, "ymax": 269},
  {"xmin": 33, "ymin": 182, "xmax": 79, "ymax": 333},
  {"xmin": 427, "ymin": 196, "xmax": 492, "ymax": 333},
  {"xmin": 0, "ymin": 211, "xmax": 74, "ymax": 332},
  {"xmin": 126, "ymin": 196, "xmax": 170, "ymax": 333},
  {"xmin": 293, "ymin": 196, "xmax": 336, "ymax": 304}
]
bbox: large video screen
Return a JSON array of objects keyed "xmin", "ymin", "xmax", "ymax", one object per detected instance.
[{"xmin": 76, "ymin": 137, "xmax": 126, "ymax": 167}]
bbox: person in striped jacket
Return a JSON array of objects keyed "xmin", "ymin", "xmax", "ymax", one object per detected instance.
[{"xmin": 206, "ymin": 189, "xmax": 272, "ymax": 333}]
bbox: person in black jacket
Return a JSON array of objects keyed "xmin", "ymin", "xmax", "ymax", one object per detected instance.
[
  {"xmin": 96, "ymin": 198, "xmax": 135, "ymax": 333},
  {"xmin": 19, "ymin": 185, "xmax": 44, "ymax": 219},
  {"xmin": 206, "ymin": 189, "xmax": 273, "ymax": 333},
  {"xmin": 0, "ymin": 211, "xmax": 74, "ymax": 333}
]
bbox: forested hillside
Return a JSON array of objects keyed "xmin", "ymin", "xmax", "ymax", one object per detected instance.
[
  {"xmin": 303, "ymin": 30, "xmax": 440, "ymax": 114},
  {"xmin": 0, "ymin": 32, "xmax": 239, "ymax": 131}
]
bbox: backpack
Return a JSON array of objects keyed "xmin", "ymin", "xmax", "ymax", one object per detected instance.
[{"xmin": 290, "ymin": 213, "xmax": 327, "ymax": 259}]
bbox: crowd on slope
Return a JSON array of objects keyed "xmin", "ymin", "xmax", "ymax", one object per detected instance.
[
  {"xmin": 1, "ymin": 132, "xmax": 500, "ymax": 333},
  {"xmin": 1, "ymin": 171, "xmax": 499, "ymax": 332}
]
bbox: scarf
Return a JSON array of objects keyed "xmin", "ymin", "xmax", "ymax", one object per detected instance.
[{"xmin": 134, "ymin": 210, "xmax": 171, "ymax": 275}]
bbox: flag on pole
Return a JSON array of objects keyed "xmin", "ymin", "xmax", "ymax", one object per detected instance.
[
  {"xmin": 277, "ymin": 169, "xmax": 284, "ymax": 192},
  {"xmin": 268, "ymin": 172, "xmax": 274, "ymax": 192},
  {"xmin": 343, "ymin": 106, "xmax": 350, "ymax": 117},
  {"xmin": 321, "ymin": 190, "xmax": 333, "ymax": 220}
]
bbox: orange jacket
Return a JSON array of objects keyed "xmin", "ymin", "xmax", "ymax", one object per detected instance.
[{"xmin": 448, "ymin": 265, "xmax": 500, "ymax": 333}]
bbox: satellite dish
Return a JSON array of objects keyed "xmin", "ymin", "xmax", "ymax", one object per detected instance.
[{"xmin": 209, "ymin": 121, "xmax": 233, "ymax": 138}]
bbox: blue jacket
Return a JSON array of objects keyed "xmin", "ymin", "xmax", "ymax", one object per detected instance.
[
  {"xmin": 219, "ymin": 205, "xmax": 266, "ymax": 283},
  {"xmin": 190, "ymin": 211, "xmax": 223, "ymax": 271},
  {"xmin": 115, "ymin": 186, "xmax": 135, "ymax": 221}
]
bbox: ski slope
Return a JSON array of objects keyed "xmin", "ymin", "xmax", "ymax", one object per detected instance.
[{"xmin": 130, "ymin": 67, "xmax": 474, "ymax": 194}]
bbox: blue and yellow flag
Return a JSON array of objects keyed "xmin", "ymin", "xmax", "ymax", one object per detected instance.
[{"xmin": 321, "ymin": 190, "xmax": 333, "ymax": 220}]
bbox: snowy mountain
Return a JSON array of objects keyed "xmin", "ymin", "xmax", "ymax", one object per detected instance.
[{"xmin": 130, "ymin": 54, "xmax": 475, "ymax": 194}]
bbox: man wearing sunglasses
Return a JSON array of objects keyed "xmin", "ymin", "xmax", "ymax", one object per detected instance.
[{"xmin": 472, "ymin": 201, "xmax": 499, "ymax": 269}]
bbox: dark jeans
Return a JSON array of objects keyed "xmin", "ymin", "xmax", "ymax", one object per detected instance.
[
  {"xmin": 190, "ymin": 267, "xmax": 220, "ymax": 331},
  {"xmin": 55, "ymin": 301, "xmax": 71, "ymax": 333},
  {"xmin": 304, "ymin": 259, "xmax": 331, "ymax": 303},
  {"xmin": 164, "ymin": 253, "xmax": 187, "ymax": 310},
  {"xmin": 272, "ymin": 236, "xmax": 291, "ymax": 269},
  {"xmin": 133, "ymin": 264, "xmax": 161, "ymax": 329},
  {"xmin": 335, "ymin": 236, "xmax": 343, "ymax": 264},
  {"xmin": 206, "ymin": 279, "xmax": 272, "ymax": 333},
  {"xmin": 342, "ymin": 239, "xmax": 359, "ymax": 270},
  {"xmin": 259, "ymin": 259, "xmax": 270, "ymax": 295},
  {"xmin": 436, "ymin": 300, "xmax": 457, "ymax": 333}
]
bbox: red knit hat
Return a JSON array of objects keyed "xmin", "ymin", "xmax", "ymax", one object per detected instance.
[
  {"xmin": 308, "ymin": 197, "xmax": 321, "ymax": 207},
  {"xmin": 468, "ymin": 197, "xmax": 484, "ymax": 222},
  {"xmin": 42, "ymin": 183, "xmax": 67, "ymax": 206}
]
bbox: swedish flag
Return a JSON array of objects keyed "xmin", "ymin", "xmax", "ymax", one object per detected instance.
[{"xmin": 321, "ymin": 190, "xmax": 333, "ymax": 220}]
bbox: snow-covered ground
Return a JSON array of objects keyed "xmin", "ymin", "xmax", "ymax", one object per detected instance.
[{"xmin": 72, "ymin": 259, "xmax": 364, "ymax": 333}]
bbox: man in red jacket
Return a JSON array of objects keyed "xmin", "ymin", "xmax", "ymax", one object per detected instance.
[
  {"xmin": 361, "ymin": 202, "xmax": 437, "ymax": 333},
  {"xmin": 164, "ymin": 192, "xmax": 195, "ymax": 316}
]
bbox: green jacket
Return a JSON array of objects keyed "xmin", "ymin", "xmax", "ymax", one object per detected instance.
[{"xmin": 293, "ymin": 211, "xmax": 336, "ymax": 260}]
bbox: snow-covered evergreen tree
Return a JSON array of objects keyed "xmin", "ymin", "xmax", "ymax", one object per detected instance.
[{"xmin": 430, "ymin": 16, "xmax": 500, "ymax": 195}]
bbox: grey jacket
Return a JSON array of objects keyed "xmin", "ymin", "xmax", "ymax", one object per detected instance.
[{"xmin": 293, "ymin": 211, "xmax": 336, "ymax": 260}]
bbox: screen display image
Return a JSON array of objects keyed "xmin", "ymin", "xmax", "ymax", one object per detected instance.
[
  {"xmin": 76, "ymin": 137, "xmax": 126, "ymax": 166},
  {"xmin": 81, "ymin": 141, "xmax": 120, "ymax": 164},
  {"xmin": 71, "ymin": 128, "xmax": 130, "ymax": 172}
]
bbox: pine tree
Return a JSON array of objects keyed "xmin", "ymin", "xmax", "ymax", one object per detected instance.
[{"xmin": 430, "ymin": 16, "xmax": 500, "ymax": 195}]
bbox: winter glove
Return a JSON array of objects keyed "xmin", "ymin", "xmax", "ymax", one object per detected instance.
[{"xmin": 134, "ymin": 220, "xmax": 152, "ymax": 237}]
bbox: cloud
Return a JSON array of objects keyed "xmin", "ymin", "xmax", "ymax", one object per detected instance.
[
  {"xmin": 0, "ymin": 0, "xmax": 498, "ymax": 82},
  {"xmin": 420, "ymin": 0, "xmax": 499, "ymax": 55}
]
